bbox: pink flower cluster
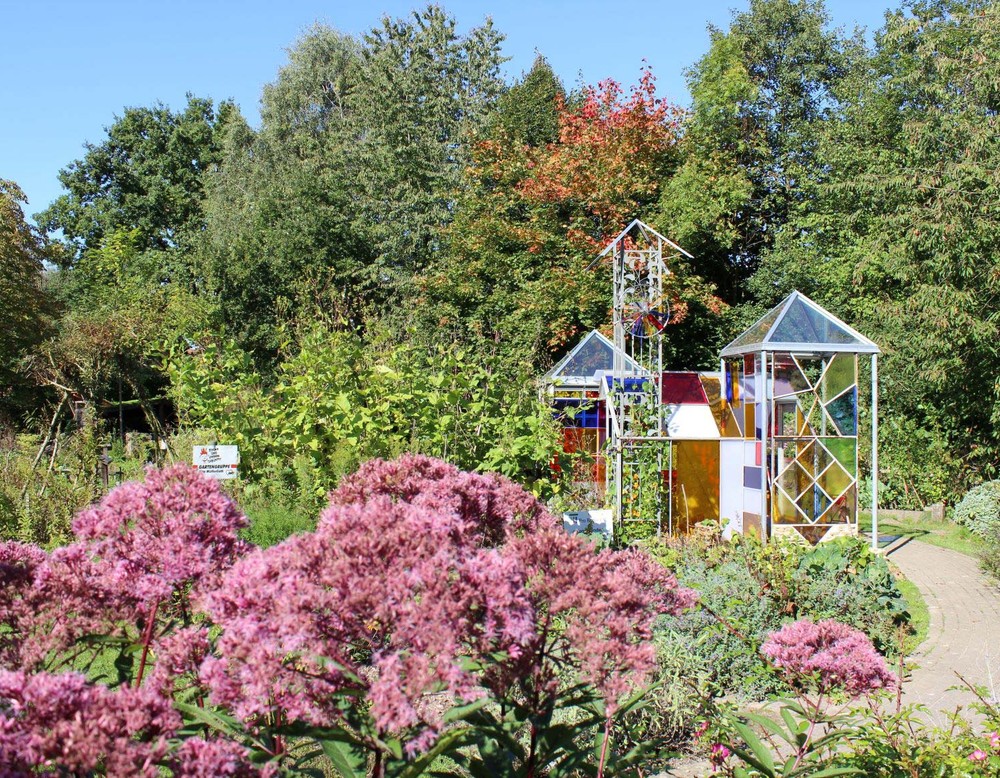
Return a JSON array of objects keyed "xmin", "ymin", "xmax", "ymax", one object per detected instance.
[
  {"xmin": 497, "ymin": 526, "xmax": 696, "ymax": 714},
  {"xmin": 968, "ymin": 731, "xmax": 1000, "ymax": 763},
  {"xmin": 202, "ymin": 455, "xmax": 695, "ymax": 746},
  {"xmin": 762, "ymin": 618, "xmax": 897, "ymax": 696},
  {"xmin": 0, "ymin": 455, "xmax": 697, "ymax": 764},
  {"xmin": 0, "ymin": 542, "xmax": 47, "ymax": 667},
  {"xmin": 21, "ymin": 465, "xmax": 249, "ymax": 666},
  {"xmin": 0, "ymin": 670, "xmax": 177, "ymax": 775}
]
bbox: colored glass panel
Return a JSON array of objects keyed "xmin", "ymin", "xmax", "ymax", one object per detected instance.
[
  {"xmin": 825, "ymin": 389, "xmax": 857, "ymax": 436},
  {"xmin": 726, "ymin": 305, "xmax": 784, "ymax": 352},
  {"xmin": 823, "ymin": 353, "xmax": 856, "ymax": 399},
  {"xmin": 661, "ymin": 373, "xmax": 709, "ymax": 404},
  {"xmin": 821, "ymin": 437, "xmax": 857, "ymax": 474},
  {"xmin": 671, "ymin": 440, "xmax": 721, "ymax": 532},
  {"xmin": 818, "ymin": 459, "xmax": 854, "ymax": 500},
  {"xmin": 776, "ymin": 460, "xmax": 810, "ymax": 502},
  {"xmin": 773, "ymin": 358, "xmax": 810, "ymax": 397},
  {"xmin": 794, "ymin": 524, "xmax": 831, "ymax": 544},
  {"xmin": 769, "ymin": 296, "xmax": 858, "ymax": 346},
  {"xmin": 797, "ymin": 487, "xmax": 830, "ymax": 522}
]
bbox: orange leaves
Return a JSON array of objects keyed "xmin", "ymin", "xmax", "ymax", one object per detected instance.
[{"xmin": 517, "ymin": 67, "xmax": 685, "ymax": 247}]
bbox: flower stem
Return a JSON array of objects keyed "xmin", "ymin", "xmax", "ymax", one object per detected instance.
[
  {"xmin": 597, "ymin": 715, "xmax": 612, "ymax": 778},
  {"xmin": 133, "ymin": 601, "xmax": 159, "ymax": 688}
]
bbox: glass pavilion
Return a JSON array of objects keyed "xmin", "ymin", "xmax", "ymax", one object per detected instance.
[{"xmin": 719, "ymin": 291, "xmax": 880, "ymax": 545}]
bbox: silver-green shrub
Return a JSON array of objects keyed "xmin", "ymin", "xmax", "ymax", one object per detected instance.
[{"xmin": 953, "ymin": 480, "xmax": 1000, "ymax": 539}]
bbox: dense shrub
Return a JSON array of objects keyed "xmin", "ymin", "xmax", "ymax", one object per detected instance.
[
  {"xmin": 648, "ymin": 533, "xmax": 912, "ymax": 703},
  {"xmin": 954, "ymin": 480, "xmax": 1000, "ymax": 540}
]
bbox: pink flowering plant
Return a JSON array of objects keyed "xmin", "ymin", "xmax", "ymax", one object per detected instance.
[
  {"xmin": 718, "ymin": 618, "xmax": 897, "ymax": 778},
  {"xmin": 0, "ymin": 455, "xmax": 696, "ymax": 776}
]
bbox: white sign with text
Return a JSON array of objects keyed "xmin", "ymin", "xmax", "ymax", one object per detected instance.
[{"xmin": 192, "ymin": 445, "xmax": 239, "ymax": 480}]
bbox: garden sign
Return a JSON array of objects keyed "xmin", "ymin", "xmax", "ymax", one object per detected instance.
[{"xmin": 192, "ymin": 444, "xmax": 239, "ymax": 479}]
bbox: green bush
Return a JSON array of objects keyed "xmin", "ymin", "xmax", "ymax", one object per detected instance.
[
  {"xmin": 164, "ymin": 324, "xmax": 564, "ymax": 504},
  {"xmin": 647, "ymin": 533, "xmax": 912, "ymax": 705},
  {"xmin": 0, "ymin": 425, "xmax": 105, "ymax": 547},
  {"xmin": 953, "ymin": 480, "xmax": 1000, "ymax": 540},
  {"xmin": 794, "ymin": 537, "xmax": 911, "ymax": 653}
]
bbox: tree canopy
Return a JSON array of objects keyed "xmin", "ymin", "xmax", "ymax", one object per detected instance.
[{"xmin": 13, "ymin": 0, "xmax": 1000, "ymax": 505}]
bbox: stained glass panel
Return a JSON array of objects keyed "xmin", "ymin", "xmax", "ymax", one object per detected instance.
[
  {"xmin": 823, "ymin": 353, "xmax": 856, "ymax": 399},
  {"xmin": 818, "ymin": 459, "xmax": 854, "ymax": 499},
  {"xmin": 770, "ymin": 297, "xmax": 857, "ymax": 345},
  {"xmin": 821, "ymin": 437, "xmax": 857, "ymax": 474},
  {"xmin": 825, "ymin": 389, "xmax": 857, "ymax": 436},
  {"xmin": 773, "ymin": 359, "xmax": 810, "ymax": 397}
]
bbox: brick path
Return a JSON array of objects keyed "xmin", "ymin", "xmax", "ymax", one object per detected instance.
[{"xmin": 888, "ymin": 539, "xmax": 1000, "ymax": 721}]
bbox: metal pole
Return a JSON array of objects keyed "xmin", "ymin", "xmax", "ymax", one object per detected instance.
[
  {"xmin": 752, "ymin": 351, "xmax": 771, "ymax": 543},
  {"xmin": 871, "ymin": 354, "xmax": 879, "ymax": 552},
  {"xmin": 668, "ymin": 440, "xmax": 673, "ymax": 535}
]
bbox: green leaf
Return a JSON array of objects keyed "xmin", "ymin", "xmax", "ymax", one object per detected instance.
[
  {"xmin": 392, "ymin": 727, "xmax": 470, "ymax": 778},
  {"xmin": 730, "ymin": 718, "xmax": 776, "ymax": 776},
  {"xmin": 175, "ymin": 702, "xmax": 244, "ymax": 740},
  {"xmin": 318, "ymin": 736, "xmax": 368, "ymax": 778}
]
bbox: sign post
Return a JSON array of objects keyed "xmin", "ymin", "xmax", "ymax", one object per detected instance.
[{"xmin": 192, "ymin": 445, "xmax": 239, "ymax": 480}]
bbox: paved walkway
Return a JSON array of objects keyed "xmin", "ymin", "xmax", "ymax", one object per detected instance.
[{"xmin": 888, "ymin": 539, "xmax": 1000, "ymax": 721}]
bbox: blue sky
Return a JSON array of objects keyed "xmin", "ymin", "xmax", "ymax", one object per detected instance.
[{"xmin": 2, "ymin": 0, "xmax": 891, "ymax": 224}]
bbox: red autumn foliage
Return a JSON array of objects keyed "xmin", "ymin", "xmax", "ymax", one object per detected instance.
[{"xmin": 518, "ymin": 67, "xmax": 684, "ymax": 250}]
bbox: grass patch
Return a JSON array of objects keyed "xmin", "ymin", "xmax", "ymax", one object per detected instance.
[
  {"xmin": 242, "ymin": 502, "xmax": 317, "ymax": 547},
  {"xmin": 860, "ymin": 511, "xmax": 986, "ymax": 557},
  {"xmin": 895, "ymin": 575, "xmax": 930, "ymax": 653}
]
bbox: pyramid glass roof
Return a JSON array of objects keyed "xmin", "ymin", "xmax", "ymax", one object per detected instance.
[
  {"xmin": 543, "ymin": 330, "xmax": 647, "ymax": 386},
  {"xmin": 721, "ymin": 291, "xmax": 879, "ymax": 357}
]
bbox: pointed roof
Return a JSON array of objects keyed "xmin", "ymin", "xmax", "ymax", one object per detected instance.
[
  {"xmin": 595, "ymin": 218, "xmax": 693, "ymax": 259},
  {"xmin": 720, "ymin": 291, "xmax": 880, "ymax": 357},
  {"xmin": 543, "ymin": 330, "xmax": 647, "ymax": 385}
]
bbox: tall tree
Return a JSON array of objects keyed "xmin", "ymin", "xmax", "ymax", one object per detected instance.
[
  {"xmin": 348, "ymin": 5, "xmax": 506, "ymax": 288},
  {"xmin": 659, "ymin": 0, "xmax": 858, "ymax": 303},
  {"xmin": 419, "ymin": 66, "xmax": 720, "ymax": 371},
  {"xmin": 0, "ymin": 180, "xmax": 54, "ymax": 418},
  {"xmin": 753, "ymin": 0, "xmax": 1000, "ymax": 502},
  {"xmin": 199, "ymin": 27, "xmax": 366, "ymax": 358},
  {"xmin": 37, "ymin": 95, "xmax": 238, "ymax": 264},
  {"xmin": 198, "ymin": 7, "xmax": 507, "ymax": 359}
]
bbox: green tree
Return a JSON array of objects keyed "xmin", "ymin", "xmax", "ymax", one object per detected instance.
[
  {"xmin": 757, "ymin": 0, "xmax": 1000, "ymax": 502},
  {"xmin": 198, "ymin": 27, "xmax": 366, "ymax": 358},
  {"xmin": 198, "ymin": 7, "xmax": 506, "ymax": 359},
  {"xmin": 418, "ymin": 65, "xmax": 721, "ymax": 372},
  {"xmin": 660, "ymin": 0, "xmax": 859, "ymax": 304},
  {"xmin": 0, "ymin": 180, "xmax": 55, "ymax": 418},
  {"xmin": 37, "ymin": 95, "xmax": 239, "ymax": 264},
  {"xmin": 487, "ymin": 54, "xmax": 564, "ymax": 148}
]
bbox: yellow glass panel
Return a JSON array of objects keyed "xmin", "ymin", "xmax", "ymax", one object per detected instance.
[
  {"xmin": 671, "ymin": 440, "xmax": 720, "ymax": 532},
  {"xmin": 823, "ymin": 353, "xmax": 856, "ymax": 399}
]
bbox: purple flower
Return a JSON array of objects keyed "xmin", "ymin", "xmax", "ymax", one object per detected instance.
[
  {"xmin": 0, "ymin": 670, "xmax": 178, "ymax": 774},
  {"xmin": 762, "ymin": 619, "xmax": 897, "ymax": 696},
  {"xmin": 970, "ymin": 748, "xmax": 989, "ymax": 762},
  {"xmin": 23, "ymin": 465, "xmax": 250, "ymax": 667}
]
